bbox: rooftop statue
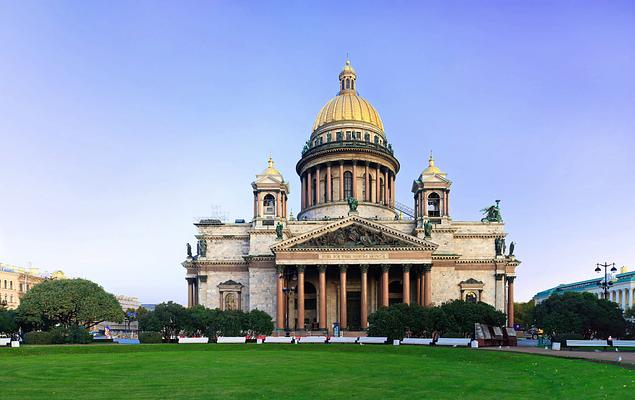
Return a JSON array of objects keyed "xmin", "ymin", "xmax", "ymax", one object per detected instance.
[
  {"xmin": 509, "ymin": 241, "xmax": 515, "ymax": 257},
  {"xmin": 276, "ymin": 222, "xmax": 284, "ymax": 239},
  {"xmin": 481, "ymin": 199, "xmax": 503, "ymax": 223},
  {"xmin": 186, "ymin": 243, "xmax": 192, "ymax": 258},
  {"xmin": 423, "ymin": 219, "xmax": 433, "ymax": 238},
  {"xmin": 347, "ymin": 197, "xmax": 358, "ymax": 212}
]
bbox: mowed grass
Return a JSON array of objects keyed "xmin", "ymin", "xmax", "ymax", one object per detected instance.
[{"xmin": 0, "ymin": 344, "xmax": 633, "ymax": 399}]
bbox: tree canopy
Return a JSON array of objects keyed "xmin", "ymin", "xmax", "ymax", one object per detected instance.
[
  {"xmin": 17, "ymin": 278, "xmax": 124, "ymax": 330},
  {"xmin": 533, "ymin": 292, "xmax": 626, "ymax": 339}
]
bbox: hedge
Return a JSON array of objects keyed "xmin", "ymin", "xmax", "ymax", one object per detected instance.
[
  {"xmin": 24, "ymin": 331, "xmax": 53, "ymax": 345},
  {"xmin": 139, "ymin": 331, "xmax": 163, "ymax": 344}
]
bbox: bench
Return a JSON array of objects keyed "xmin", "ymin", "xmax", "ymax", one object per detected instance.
[
  {"xmin": 401, "ymin": 338, "xmax": 433, "ymax": 346},
  {"xmin": 0, "ymin": 338, "xmax": 11, "ymax": 347},
  {"xmin": 298, "ymin": 336, "xmax": 327, "ymax": 344},
  {"xmin": 178, "ymin": 337, "xmax": 209, "ymax": 344},
  {"xmin": 264, "ymin": 336, "xmax": 294, "ymax": 344},
  {"xmin": 216, "ymin": 337, "xmax": 246, "ymax": 344},
  {"xmin": 328, "ymin": 336, "xmax": 358, "ymax": 344},
  {"xmin": 436, "ymin": 338, "xmax": 471, "ymax": 347},
  {"xmin": 612, "ymin": 340, "xmax": 635, "ymax": 348},
  {"xmin": 359, "ymin": 337, "xmax": 387, "ymax": 345},
  {"xmin": 565, "ymin": 340, "xmax": 608, "ymax": 348}
]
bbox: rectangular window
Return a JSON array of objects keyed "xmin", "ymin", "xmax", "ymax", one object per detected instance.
[
  {"xmin": 336, "ymin": 131, "xmax": 342, "ymax": 141},
  {"xmin": 326, "ymin": 132, "xmax": 332, "ymax": 142},
  {"xmin": 346, "ymin": 131, "xmax": 352, "ymax": 140}
]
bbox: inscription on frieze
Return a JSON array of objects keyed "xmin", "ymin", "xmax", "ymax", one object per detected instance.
[{"xmin": 319, "ymin": 253, "xmax": 390, "ymax": 261}]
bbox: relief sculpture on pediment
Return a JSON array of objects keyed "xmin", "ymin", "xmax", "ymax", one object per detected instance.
[{"xmin": 295, "ymin": 225, "xmax": 415, "ymax": 248}]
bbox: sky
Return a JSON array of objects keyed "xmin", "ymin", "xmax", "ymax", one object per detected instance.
[{"xmin": 1, "ymin": 1, "xmax": 634, "ymax": 304}]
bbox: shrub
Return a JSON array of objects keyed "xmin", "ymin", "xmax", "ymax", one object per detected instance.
[
  {"xmin": 139, "ymin": 331, "xmax": 163, "ymax": 344},
  {"xmin": 50, "ymin": 325, "xmax": 93, "ymax": 344},
  {"xmin": 246, "ymin": 309, "xmax": 274, "ymax": 336},
  {"xmin": 551, "ymin": 333, "xmax": 585, "ymax": 344},
  {"xmin": 24, "ymin": 331, "xmax": 53, "ymax": 345}
]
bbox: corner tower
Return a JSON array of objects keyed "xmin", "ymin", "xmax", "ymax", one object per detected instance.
[
  {"xmin": 252, "ymin": 157, "xmax": 289, "ymax": 228},
  {"xmin": 412, "ymin": 152, "xmax": 452, "ymax": 227},
  {"xmin": 296, "ymin": 60, "xmax": 400, "ymax": 220}
]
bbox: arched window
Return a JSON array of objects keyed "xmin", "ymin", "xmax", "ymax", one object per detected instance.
[
  {"xmin": 336, "ymin": 131, "xmax": 343, "ymax": 141},
  {"xmin": 465, "ymin": 291, "xmax": 478, "ymax": 303},
  {"xmin": 362, "ymin": 173, "xmax": 373, "ymax": 201},
  {"xmin": 341, "ymin": 80, "xmax": 345, "ymax": 91},
  {"xmin": 346, "ymin": 79, "xmax": 350, "ymax": 89},
  {"xmin": 364, "ymin": 133, "xmax": 370, "ymax": 142},
  {"xmin": 263, "ymin": 194, "xmax": 276, "ymax": 215},
  {"xmin": 9, "ymin": 281, "xmax": 12, "ymax": 290},
  {"xmin": 312, "ymin": 178, "xmax": 317, "ymax": 205},
  {"xmin": 427, "ymin": 192, "xmax": 441, "ymax": 217},
  {"xmin": 346, "ymin": 131, "xmax": 352, "ymax": 140},
  {"xmin": 374, "ymin": 135, "xmax": 379, "ymax": 144},
  {"xmin": 351, "ymin": 80, "xmax": 355, "ymax": 90},
  {"xmin": 344, "ymin": 171, "xmax": 353, "ymax": 200},
  {"xmin": 380, "ymin": 178, "xmax": 385, "ymax": 204},
  {"xmin": 326, "ymin": 132, "xmax": 332, "ymax": 142}
]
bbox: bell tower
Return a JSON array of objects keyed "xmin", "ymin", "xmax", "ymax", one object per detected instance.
[
  {"xmin": 251, "ymin": 157, "xmax": 290, "ymax": 228},
  {"xmin": 412, "ymin": 152, "xmax": 452, "ymax": 227}
]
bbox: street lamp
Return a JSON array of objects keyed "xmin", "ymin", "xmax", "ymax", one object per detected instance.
[
  {"xmin": 595, "ymin": 262, "xmax": 617, "ymax": 299},
  {"xmin": 279, "ymin": 267, "xmax": 297, "ymax": 337}
]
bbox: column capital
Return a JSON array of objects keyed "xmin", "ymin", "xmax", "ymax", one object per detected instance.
[
  {"xmin": 276, "ymin": 265, "xmax": 284, "ymax": 274},
  {"xmin": 318, "ymin": 265, "xmax": 327, "ymax": 273},
  {"xmin": 422, "ymin": 264, "xmax": 432, "ymax": 272},
  {"xmin": 360, "ymin": 264, "xmax": 370, "ymax": 273},
  {"xmin": 403, "ymin": 264, "xmax": 411, "ymax": 272},
  {"xmin": 506, "ymin": 276, "xmax": 516, "ymax": 283},
  {"xmin": 495, "ymin": 272, "xmax": 505, "ymax": 281},
  {"xmin": 296, "ymin": 265, "xmax": 305, "ymax": 273},
  {"xmin": 339, "ymin": 264, "xmax": 348, "ymax": 273},
  {"xmin": 382, "ymin": 264, "xmax": 391, "ymax": 273}
]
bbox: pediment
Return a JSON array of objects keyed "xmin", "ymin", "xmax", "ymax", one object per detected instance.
[{"xmin": 271, "ymin": 216, "xmax": 437, "ymax": 252}]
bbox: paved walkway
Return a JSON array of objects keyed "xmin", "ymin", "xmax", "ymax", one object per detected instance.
[{"xmin": 481, "ymin": 346, "xmax": 635, "ymax": 367}]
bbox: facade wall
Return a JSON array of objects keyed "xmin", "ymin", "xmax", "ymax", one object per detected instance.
[
  {"xmin": 248, "ymin": 267, "xmax": 277, "ymax": 316},
  {"xmin": 200, "ymin": 270, "xmax": 250, "ymax": 311}
]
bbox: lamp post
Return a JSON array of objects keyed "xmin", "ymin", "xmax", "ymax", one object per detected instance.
[
  {"xmin": 280, "ymin": 267, "xmax": 297, "ymax": 337},
  {"xmin": 595, "ymin": 262, "xmax": 617, "ymax": 299}
]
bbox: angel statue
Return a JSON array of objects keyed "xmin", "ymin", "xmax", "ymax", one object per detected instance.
[{"xmin": 481, "ymin": 200, "xmax": 503, "ymax": 223}]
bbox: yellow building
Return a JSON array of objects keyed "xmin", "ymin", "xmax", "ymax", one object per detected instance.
[{"xmin": 0, "ymin": 263, "xmax": 65, "ymax": 309}]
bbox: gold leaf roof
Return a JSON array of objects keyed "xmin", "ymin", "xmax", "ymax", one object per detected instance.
[{"xmin": 312, "ymin": 60, "xmax": 384, "ymax": 133}]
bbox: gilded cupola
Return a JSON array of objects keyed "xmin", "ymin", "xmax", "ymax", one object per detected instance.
[{"xmin": 312, "ymin": 59, "xmax": 384, "ymax": 135}]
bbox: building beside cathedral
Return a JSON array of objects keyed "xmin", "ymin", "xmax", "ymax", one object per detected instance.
[{"xmin": 182, "ymin": 60, "xmax": 520, "ymax": 334}]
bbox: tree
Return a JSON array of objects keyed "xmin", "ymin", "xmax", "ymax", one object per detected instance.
[
  {"xmin": 182, "ymin": 305, "xmax": 210, "ymax": 336},
  {"xmin": 0, "ymin": 309, "xmax": 18, "ymax": 335},
  {"xmin": 245, "ymin": 309, "xmax": 274, "ymax": 336},
  {"xmin": 17, "ymin": 278, "xmax": 123, "ymax": 330},
  {"xmin": 514, "ymin": 301, "xmax": 536, "ymax": 329},
  {"xmin": 438, "ymin": 300, "xmax": 506, "ymax": 336},
  {"xmin": 153, "ymin": 301, "xmax": 187, "ymax": 341},
  {"xmin": 533, "ymin": 292, "xmax": 626, "ymax": 339},
  {"xmin": 137, "ymin": 306, "xmax": 160, "ymax": 332}
]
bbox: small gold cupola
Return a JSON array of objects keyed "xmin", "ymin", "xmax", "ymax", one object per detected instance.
[{"xmin": 338, "ymin": 59, "xmax": 357, "ymax": 94}]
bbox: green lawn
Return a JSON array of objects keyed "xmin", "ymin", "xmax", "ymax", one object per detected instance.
[{"xmin": 0, "ymin": 344, "xmax": 632, "ymax": 399}]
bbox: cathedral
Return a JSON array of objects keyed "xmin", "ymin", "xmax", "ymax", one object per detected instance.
[{"xmin": 182, "ymin": 60, "xmax": 520, "ymax": 334}]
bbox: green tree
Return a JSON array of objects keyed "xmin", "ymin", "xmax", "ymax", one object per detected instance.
[
  {"xmin": 245, "ymin": 309, "xmax": 274, "ymax": 336},
  {"xmin": 17, "ymin": 278, "xmax": 123, "ymax": 330},
  {"xmin": 0, "ymin": 309, "xmax": 18, "ymax": 335},
  {"xmin": 438, "ymin": 300, "xmax": 506, "ymax": 336},
  {"xmin": 182, "ymin": 305, "xmax": 210, "ymax": 336},
  {"xmin": 137, "ymin": 306, "xmax": 161, "ymax": 332},
  {"xmin": 153, "ymin": 301, "xmax": 187, "ymax": 341},
  {"xmin": 534, "ymin": 292, "xmax": 626, "ymax": 339},
  {"xmin": 514, "ymin": 300, "xmax": 536, "ymax": 329}
]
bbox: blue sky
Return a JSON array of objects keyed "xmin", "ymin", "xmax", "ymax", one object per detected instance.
[{"xmin": 1, "ymin": 1, "xmax": 633, "ymax": 304}]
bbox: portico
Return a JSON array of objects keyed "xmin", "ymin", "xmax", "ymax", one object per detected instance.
[{"xmin": 271, "ymin": 216, "xmax": 436, "ymax": 333}]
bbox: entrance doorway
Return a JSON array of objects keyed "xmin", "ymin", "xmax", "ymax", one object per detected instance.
[{"xmin": 347, "ymin": 291, "xmax": 361, "ymax": 330}]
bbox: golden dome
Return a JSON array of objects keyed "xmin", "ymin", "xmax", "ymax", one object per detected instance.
[
  {"xmin": 422, "ymin": 152, "xmax": 443, "ymax": 175},
  {"xmin": 262, "ymin": 157, "xmax": 282, "ymax": 176},
  {"xmin": 312, "ymin": 60, "xmax": 384, "ymax": 133}
]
